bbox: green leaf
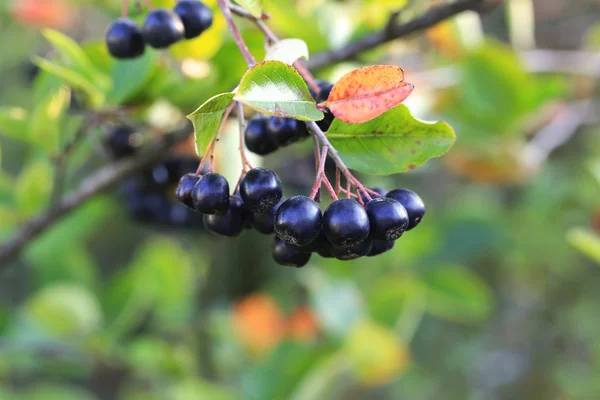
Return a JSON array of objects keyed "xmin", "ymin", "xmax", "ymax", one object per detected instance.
[
  {"xmin": 326, "ymin": 105, "xmax": 456, "ymax": 175},
  {"xmin": 567, "ymin": 228, "xmax": 600, "ymax": 265},
  {"xmin": 264, "ymin": 38, "xmax": 309, "ymax": 65},
  {"xmin": 28, "ymin": 85, "xmax": 71, "ymax": 153},
  {"xmin": 422, "ymin": 266, "xmax": 493, "ymax": 323},
  {"xmin": 234, "ymin": 0, "xmax": 263, "ymax": 18},
  {"xmin": 42, "ymin": 29, "xmax": 111, "ymax": 92},
  {"xmin": 187, "ymin": 92, "xmax": 235, "ymax": 155},
  {"xmin": 234, "ymin": 60, "xmax": 323, "ymax": 121},
  {"xmin": 108, "ymin": 50, "xmax": 157, "ymax": 105},
  {"xmin": 0, "ymin": 107, "xmax": 29, "ymax": 142},
  {"xmin": 33, "ymin": 57, "xmax": 105, "ymax": 108},
  {"xmin": 15, "ymin": 159, "xmax": 54, "ymax": 216}
]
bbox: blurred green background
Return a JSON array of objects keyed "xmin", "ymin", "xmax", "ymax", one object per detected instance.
[{"xmin": 1, "ymin": 0, "xmax": 600, "ymax": 399}]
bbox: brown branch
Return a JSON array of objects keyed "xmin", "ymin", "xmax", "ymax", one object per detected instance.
[
  {"xmin": 0, "ymin": 122, "xmax": 193, "ymax": 269},
  {"xmin": 307, "ymin": 0, "xmax": 496, "ymax": 70}
]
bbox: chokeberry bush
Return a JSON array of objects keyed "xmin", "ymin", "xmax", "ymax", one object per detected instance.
[{"xmin": 1, "ymin": 0, "xmax": 600, "ymax": 399}]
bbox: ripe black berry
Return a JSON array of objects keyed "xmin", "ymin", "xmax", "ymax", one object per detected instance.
[
  {"xmin": 272, "ymin": 238, "xmax": 311, "ymax": 267},
  {"xmin": 293, "ymin": 229, "xmax": 328, "ymax": 253},
  {"xmin": 173, "ymin": 0, "xmax": 213, "ymax": 39},
  {"xmin": 368, "ymin": 239, "xmax": 395, "ymax": 257},
  {"xmin": 365, "ymin": 197, "xmax": 409, "ymax": 241},
  {"xmin": 104, "ymin": 125, "xmax": 139, "ymax": 159},
  {"xmin": 203, "ymin": 195, "xmax": 246, "ymax": 237},
  {"xmin": 105, "ymin": 18, "xmax": 145, "ymax": 59},
  {"xmin": 331, "ymin": 238, "xmax": 372, "ymax": 261},
  {"xmin": 274, "ymin": 196, "xmax": 322, "ymax": 246},
  {"xmin": 359, "ymin": 187, "xmax": 386, "ymax": 206},
  {"xmin": 245, "ymin": 116, "xmax": 278, "ymax": 155},
  {"xmin": 267, "ymin": 117, "xmax": 309, "ymax": 146},
  {"xmin": 175, "ymin": 173, "xmax": 200, "ymax": 209},
  {"xmin": 322, "ymin": 199, "xmax": 370, "ymax": 247},
  {"xmin": 316, "ymin": 240, "xmax": 334, "ymax": 258},
  {"xmin": 309, "ymin": 81, "xmax": 335, "ymax": 131},
  {"xmin": 192, "ymin": 173, "xmax": 230, "ymax": 214},
  {"xmin": 239, "ymin": 168, "xmax": 283, "ymax": 212},
  {"xmin": 250, "ymin": 197, "xmax": 285, "ymax": 234},
  {"xmin": 386, "ymin": 189, "xmax": 425, "ymax": 230},
  {"xmin": 142, "ymin": 9, "xmax": 185, "ymax": 48}
]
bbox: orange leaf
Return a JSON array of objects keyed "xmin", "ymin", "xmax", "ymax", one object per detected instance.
[{"xmin": 324, "ymin": 65, "xmax": 414, "ymax": 124}]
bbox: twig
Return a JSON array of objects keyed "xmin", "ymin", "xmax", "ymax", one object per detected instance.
[
  {"xmin": 0, "ymin": 123, "xmax": 192, "ymax": 269},
  {"xmin": 218, "ymin": 0, "xmax": 256, "ymax": 66},
  {"xmin": 236, "ymin": 102, "xmax": 253, "ymax": 171},
  {"xmin": 307, "ymin": 0, "xmax": 495, "ymax": 70},
  {"xmin": 229, "ymin": 4, "xmax": 269, "ymax": 20},
  {"xmin": 122, "ymin": 0, "xmax": 129, "ymax": 17}
]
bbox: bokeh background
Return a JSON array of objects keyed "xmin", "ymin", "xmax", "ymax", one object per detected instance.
[{"xmin": 1, "ymin": 0, "xmax": 600, "ymax": 399}]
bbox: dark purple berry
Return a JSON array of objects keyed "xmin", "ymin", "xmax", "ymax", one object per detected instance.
[
  {"xmin": 274, "ymin": 196, "xmax": 322, "ymax": 246},
  {"xmin": 331, "ymin": 238, "xmax": 372, "ymax": 261},
  {"xmin": 365, "ymin": 197, "xmax": 409, "ymax": 241},
  {"xmin": 250, "ymin": 197, "xmax": 285, "ymax": 234},
  {"xmin": 386, "ymin": 189, "xmax": 425, "ymax": 230},
  {"xmin": 266, "ymin": 117, "xmax": 309, "ymax": 146},
  {"xmin": 322, "ymin": 199, "xmax": 370, "ymax": 248},
  {"xmin": 142, "ymin": 9, "xmax": 185, "ymax": 48},
  {"xmin": 203, "ymin": 195, "xmax": 246, "ymax": 237},
  {"xmin": 173, "ymin": 0, "xmax": 213, "ymax": 39},
  {"xmin": 105, "ymin": 18, "xmax": 145, "ymax": 59},
  {"xmin": 245, "ymin": 116, "xmax": 278, "ymax": 155},
  {"xmin": 239, "ymin": 168, "xmax": 283, "ymax": 212},
  {"xmin": 272, "ymin": 238, "xmax": 311, "ymax": 267},
  {"xmin": 367, "ymin": 240, "xmax": 395, "ymax": 257},
  {"xmin": 359, "ymin": 187, "xmax": 387, "ymax": 206},
  {"xmin": 175, "ymin": 173, "xmax": 200, "ymax": 209},
  {"xmin": 192, "ymin": 173, "xmax": 229, "ymax": 214},
  {"xmin": 104, "ymin": 125, "xmax": 139, "ymax": 159}
]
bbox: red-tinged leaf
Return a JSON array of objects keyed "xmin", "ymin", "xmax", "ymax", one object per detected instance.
[{"xmin": 324, "ymin": 65, "xmax": 414, "ymax": 124}]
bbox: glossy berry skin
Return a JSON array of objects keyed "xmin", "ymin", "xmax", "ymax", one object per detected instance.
[
  {"xmin": 203, "ymin": 196, "xmax": 246, "ymax": 237},
  {"xmin": 104, "ymin": 125, "xmax": 138, "ymax": 159},
  {"xmin": 142, "ymin": 9, "xmax": 185, "ymax": 49},
  {"xmin": 250, "ymin": 197, "xmax": 285, "ymax": 234},
  {"xmin": 272, "ymin": 238, "xmax": 311, "ymax": 267},
  {"xmin": 359, "ymin": 187, "xmax": 387, "ymax": 206},
  {"xmin": 309, "ymin": 81, "xmax": 335, "ymax": 131},
  {"xmin": 331, "ymin": 238, "xmax": 372, "ymax": 261},
  {"xmin": 365, "ymin": 197, "xmax": 409, "ymax": 241},
  {"xmin": 105, "ymin": 18, "xmax": 145, "ymax": 59},
  {"xmin": 173, "ymin": 0, "xmax": 213, "ymax": 39},
  {"xmin": 175, "ymin": 173, "xmax": 200, "ymax": 209},
  {"xmin": 245, "ymin": 116, "xmax": 278, "ymax": 155},
  {"xmin": 368, "ymin": 240, "xmax": 395, "ymax": 257},
  {"xmin": 274, "ymin": 196, "xmax": 322, "ymax": 246},
  {"xmin": 192, "ymin": 173, "xmax": 230, "ymax": 214},
  {"xmin": 322, "ymin": 199, "xmax": 370, "ymax": 248},
  {"xmin": 293, "ymin": 230, "xmax": 328, "ymax": 253},
  {"xmin": 239, "ymin": 168, "xmax": 283, "ymax": 212},
  {"xmin": 267, "ymin": 117, "xmax": 309, "ymax": 146},
  {"xmin": 386, "ymin": 189, "xmax": 425, "ymax": 230},
  {"xmin": 316, "ymin": 240, "xmax": 334, "ymax": 258}
]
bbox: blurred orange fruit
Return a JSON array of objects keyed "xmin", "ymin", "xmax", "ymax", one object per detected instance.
[
  {"xmin": 232, "ymin": 294, "xmax": 285, "ymax": 355},
  {"xmin": 10, "ymin": 0, "xmax": 76, "ymax": 29},
  {"xmin": 286, "ymin": 306, "xmax": 319, "ymax": 342}
]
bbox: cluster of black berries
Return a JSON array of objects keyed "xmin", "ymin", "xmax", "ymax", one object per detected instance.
[
  {"xmin": 244, "ymin": 81, "xmax": 335, "ymax": 156},
  {"xmin": 175, "ymin": 166, "xmax": 425, "ymax": 267},
  {"xmin": 103, "ymin": 125, "xmax": 205, "ymax": 228},
  {"xmin": 105, "ymin": 0, "xmax": 213, "ymax": 59}
]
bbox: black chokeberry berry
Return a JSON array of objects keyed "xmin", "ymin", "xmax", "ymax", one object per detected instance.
[
  {"xmin": 359, "ymin": 187, "xmax": 387, "ymax": 206},
  {"xmin": 272, "ymin": 238, "xmax": 311, "ymax": 267},
  {"xmin": 274, "ymin": 196, "xmax": 322, "ymax": 246},
  {"xmin": 142, "ymin": 9, "xmax": 185, "ymax": 49},
  {"xmin": 173, "ymin": 0, "xmax": 213, "ymax": 39},
  {"xmin": 309, "ymin": 81, "xmax": 335, "ymax": 131},
  {"xmin": 365, "ymin": 197, "xmax": 409, "ymax": 241},
  {"xmin": 316, "ymin": 240, "xmax": 334, "ymax": 258},
  {"xmin": 104, "ymin": 125, "xmax": 139, "ymax": 159},
  {"xmin": 250, "ymin": 197, "xmax": 285, "ymax": 234},
  {"xmin": 322, "ymin": 199, "xmax": 370, "ymax": 248},
  {"xmin": 175, "ymin": 173, "xmax": 200, "ymax": 209},
  {"xmin": 331, "ymin": 238, "xmax": 372, "ymax": 261},
  {"xmin": 367, "ymin": 239, "xmax": 395, "ymax": 257},
  {"xmin": 245, "ymin": 116, "xmax": 278, "ymax": 155},
  {"xmin": 192, "ymin": 173, "xmax": 230, "ymax": 214},
  {"xmin": 203, "ymin": 195, "xmax": 246, "ymax": 237},
  {"xmin": 267, "ymin": 117, "xmax": 309, "ymax": 146},
  {"xmin": 105, "ymin": 18, "xmax": 145, "ymax": 59},
  {"xmin": 386, "ymin": 189, "xmax": 425, "ymax": 230},
  {"xmin": 239, "ymin": 168, "xmax": 283, "ymax": 212},
  {"xmin": 293, "ymin": 229, "xmax": 328, "ymax": 253}
]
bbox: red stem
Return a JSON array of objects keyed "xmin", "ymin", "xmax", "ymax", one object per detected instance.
[
  {"xmin": 122, "ymin": 0, "xmax": 129, "ymax": 17},
  {"xmin": 142, "ymin": 0, "xmax": 153, "ymax": 10},
  {"xmin": 218, "ymin": 0, "xmax": 256, "ymax": 66},
  {"xmin": 236, "ymin": 102, "xmax": 253, "ymax": 171}
]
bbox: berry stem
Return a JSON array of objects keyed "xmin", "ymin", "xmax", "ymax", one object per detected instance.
[
  {"xmin": 218, "ymin": 0, "xmax": 256, "ymax": 66},
  {"xmin": 309, "ymin": 145, "xmax": 337, "ymax": 200},
  {"xmin": 196, "ymin": 102, "xmax": 235, "ymax": 175},
  {"xmin": 141, "ymin": 0, "xmax": 154, "ymax": 10},
  {"xmin": 236, "ymin": 102, "xmax": 254, "ymax": 171},
  {"xmin": 121, "ymin": 0, "xmax": 129, "ymax": 17}
]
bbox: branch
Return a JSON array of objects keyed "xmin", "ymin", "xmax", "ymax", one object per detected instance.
[
  {"xmin": 307, "ymin": 0, "xmax": 496, "ymax": 70},
  {"xmin": 0, "ymin": 122, "xmax": 193, "ymax": 269}
]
